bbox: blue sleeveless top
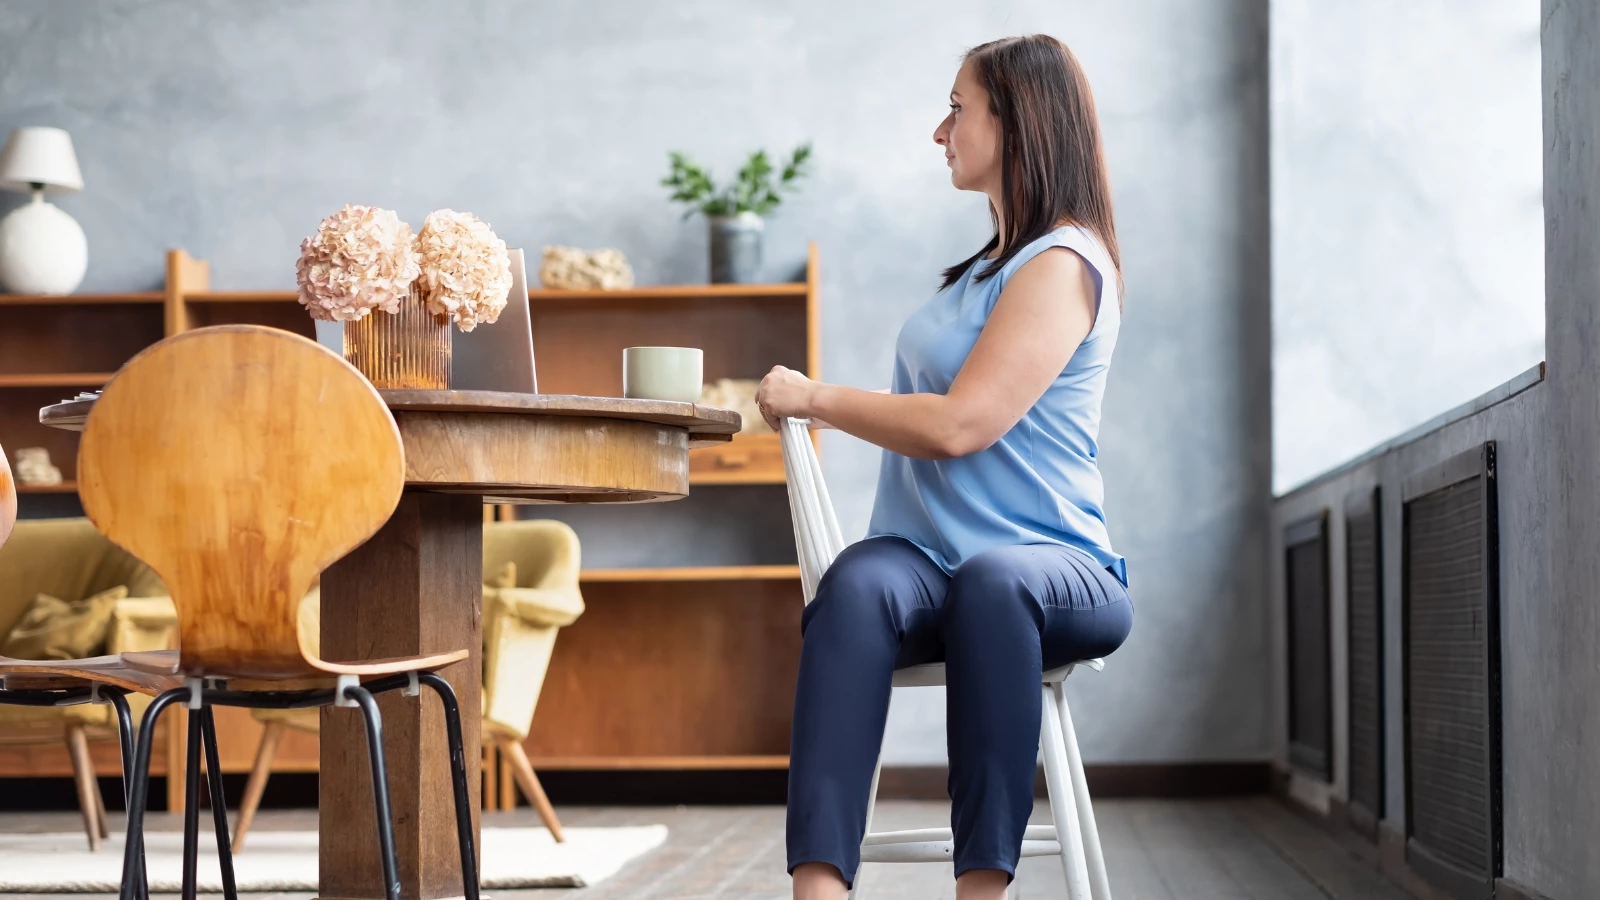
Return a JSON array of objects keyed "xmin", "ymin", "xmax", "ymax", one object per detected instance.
[{"xmin": 866, "ymin": 225, "xmax": 1126, "ymax": 584}]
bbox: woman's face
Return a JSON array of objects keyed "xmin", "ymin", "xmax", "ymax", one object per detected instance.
[{"xmin": 934, "ymin": 59, "xmax": 1001, "ymax": 195}]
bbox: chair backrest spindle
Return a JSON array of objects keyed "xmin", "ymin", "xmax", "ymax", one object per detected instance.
[{"xmin": 779, "ymin": 418, "xmax": 845, "ymax": 604}]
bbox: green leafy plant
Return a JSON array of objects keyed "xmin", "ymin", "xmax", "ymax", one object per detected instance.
[{"xmin": 662, "ymin": 143, "xmax": 812, "ymax": 219}]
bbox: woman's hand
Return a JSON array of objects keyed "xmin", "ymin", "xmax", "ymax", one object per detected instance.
[{"xmin": 754, "ymin": 365, "xmax": 818, "ymax": 431}]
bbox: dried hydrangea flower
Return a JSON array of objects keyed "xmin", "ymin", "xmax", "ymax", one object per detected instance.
[
  {"xmin": 295, "ymin": 205, "xmax": 420, "ymax": 322},
  {"xmin": 416, "ymin": 209, "xmax": 513, "ymax": 332}
]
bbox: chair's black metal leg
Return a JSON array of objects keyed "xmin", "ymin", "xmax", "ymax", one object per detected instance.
[
  {"xmin": 418, "ymin": 671, "xmax": 480, "ymax": 900},
  {"xmin": 181, "ymin": 703, "xmax": 203, "ymax": 900},
  {"xmin": 106, "ymin": 691, "xmax": 149, "ymax": 900},
  {"xmin": 345, "ymin": 685, "xmax": 402, "ymax": 900},
  {"xmin": 119, "ymin": 689, "xmax": 183, "ymax": 900},
  {"xmin": 200, "ymin": 707, "xmax": 239, "ymax": 900}
]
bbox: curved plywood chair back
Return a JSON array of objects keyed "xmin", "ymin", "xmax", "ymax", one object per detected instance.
[
  {"xmin": 0, "ymin": 443, "xmax": 15, "ymax": 551},
  {"xmin": 78, "ymin": 325, "xmax": 405, "ymax": 678}
]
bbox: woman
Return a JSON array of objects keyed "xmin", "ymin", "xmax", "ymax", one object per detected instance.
[{"xmin": 755, "ymin": 34, "xmax": 1133, "ymax": 900}]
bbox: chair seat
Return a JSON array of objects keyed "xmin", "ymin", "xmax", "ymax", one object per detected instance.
[
  {"xmin": 890, "ymin": 658, "xmax": 1105, "ymax": 689},
  {"xmin": 0, "ymin": 654, "xmax": 182, "ymax": 695},
  {"xmin": 120, "ymin": 648, "xmax": 472, "ymax": 681}
]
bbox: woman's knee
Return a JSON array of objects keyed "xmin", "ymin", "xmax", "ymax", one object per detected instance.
[
  {"xmin": 803, "ymin": 537, "xmax": 926, "ymax": 637},
  {"xmin": 945, "ymin": 545, "xmax": 1044, "ymax": 625}
]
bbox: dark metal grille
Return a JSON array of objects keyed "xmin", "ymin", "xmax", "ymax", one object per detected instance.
[
  {"xmin": 1403, "ymin": 443, "xmax": 1500, "ymax": 898},
  {"xmin": 1287, "ymin": 515, "xmax": 1331, "ymax": 780},
  {"xmin": 1346, "ymin": 496, "xmax": 1383, "ymax": 835}
]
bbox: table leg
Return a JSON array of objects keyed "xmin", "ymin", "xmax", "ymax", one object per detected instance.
[{"xmin": 319, "ymin": 491, "xmax": 483, "ymax": 900}]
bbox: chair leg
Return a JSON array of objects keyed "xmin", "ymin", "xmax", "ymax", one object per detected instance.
[
  {"xmin": 341, "ymin": 684, "xmax": 402, "ymax": 900},
  {"xmin": 499, "ymin": 746, "xmax": 514, "ymax": 811},
  {"xmin": 234, "ymin": 719, "xmax": 284, "ymax": 849},
  {"xmin": 180, "ymin": 704, "xmax": 203, "ymax": 900},
  {"xmin": 418, "ymin": 672, "xmax": 481, "ymax": 900},
  {"xmin": 499, "ymin": 737, "xmax": 564, "ymax": 842},
  {"xmin": 482, "ymin": 743, "xmax": 498, "ymax": 812},
  {"xmin": 65, "ymin": 723, "xmax": 102, "ymax": 851},
  {"xmin": 848, "ymin": 742, "xmax": 886, "ymax": 900},
  {"xmin": 1040, "ymin": 685, "xmax": 1092, "ymax": 900},
  {"xmin": 106, "ymin": 690, "xmax": 149, "ymax": 900},
  {"xmin": 200, "ymin": 708, "xmax": 239, "ymax": 900},
  {"xmin": 1054, "ymin": 682, "xmax": 1112, "ymax": 900},
  {"xmin": 94, "ymin": 773, "xmax": 111, "ymax": 839},
  {"xmin": 119, "ymin": 688, "xmax": 185, "ymax": 900}
]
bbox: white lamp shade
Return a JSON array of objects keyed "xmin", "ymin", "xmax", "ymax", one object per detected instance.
[{"xmin": 0, "ymin": 127, "xmax": 83, "ymax": 194}]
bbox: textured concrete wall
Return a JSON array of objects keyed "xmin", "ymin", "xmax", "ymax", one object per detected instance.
[
  {"xmin": 1530, "ymin": 0, "xmax": 1600, "ymax": 893},
  {"xmin": 1269, "ymin": 0, "xmax": 1544, "ymax": 494},
  {"xmin": 0, "ymin": 0, "xmax": 1272, "ymax": 765}
]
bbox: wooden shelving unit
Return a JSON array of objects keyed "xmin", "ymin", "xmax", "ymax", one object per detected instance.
[{"xmin": 0, "ymin": 244, "xmax": 817, "ymax": 781}]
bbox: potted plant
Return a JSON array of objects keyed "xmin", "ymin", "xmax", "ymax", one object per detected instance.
[
  {"xmin": 661, "ymin": 143, "xmax": 811, "ymax": 284},
  {"xmin": 296, "ymin": 205, "xmax": 512, "ymax": 389}
]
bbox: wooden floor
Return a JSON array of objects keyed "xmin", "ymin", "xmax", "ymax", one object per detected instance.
[{"xmin": 0, "ymin": 798, "xmax": 1415, "ymax": 900}]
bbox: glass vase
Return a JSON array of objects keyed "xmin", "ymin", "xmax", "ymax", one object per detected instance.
[{"xmin": 343, "ymin": 287, "xmax": 452, "ymax": 389}]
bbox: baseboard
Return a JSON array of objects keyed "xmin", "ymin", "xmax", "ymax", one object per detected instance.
[
  {"xmin": 876, "ymin": 761, "xmax": 1272, "ymax": 800},
  {"xmin": 1494, "ymin": 878, "xmax": 1555, "ymax": 900}
]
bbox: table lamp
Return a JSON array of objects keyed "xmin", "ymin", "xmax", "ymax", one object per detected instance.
[{"xmin": 0, "ymin": 127, "xmax": 86, "ymax": 294}]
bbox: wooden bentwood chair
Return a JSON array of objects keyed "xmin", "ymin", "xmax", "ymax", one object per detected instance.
[
  {"xmin": 77, "ymin": 325, "xmax": 479, "ymax": 900},
  {"xmin": 779, "ymin": 418, "xmax": 1114, "ymax": 900},
  {"xmin": 0, "ymin": 445, "xmax": 178, "ymax": 899}
]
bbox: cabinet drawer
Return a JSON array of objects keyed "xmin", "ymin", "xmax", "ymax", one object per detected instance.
[{"xmin": 689, "ymin": 432, "xmax": 787, "ymax": 484}]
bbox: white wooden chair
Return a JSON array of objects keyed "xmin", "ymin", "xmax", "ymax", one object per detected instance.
[{"xmin": 779, "ymin": 418, "xmax": 1113, "ymax": 900}]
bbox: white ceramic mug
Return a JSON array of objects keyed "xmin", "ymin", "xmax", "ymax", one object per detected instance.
[{"xmin": 623, "ymin": 346, "xmax": 704, "ymax": 403}]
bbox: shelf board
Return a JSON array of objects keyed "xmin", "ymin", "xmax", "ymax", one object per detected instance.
[
  {"xmin": 0, "ymin": 293, "xmax": 163, "ymax": 306},
  {"xmin": 185, "ymin": 291, "xmax": 298, "ymax": 303},
  {"xmin": 15, "ymin": 481, "xmax": 77, "ymax": 494},
  {"xmin": 530, "ymin": 283, "xmax": 806, "ymax": 302},
  {"xmin": 525, "ymin": 755, "xmax": 790, "ymax": 770},
  {"xmin": 0, "ymin": 373, "xmax": 112, "ymax": 388},
  {"xmin": 580, "ymin": 565, "xmax": 801, "ymax": 583}
]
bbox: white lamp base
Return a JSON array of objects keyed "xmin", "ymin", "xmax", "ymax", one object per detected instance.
[{"xmin": 0, "ymin": 192, "xmax": 87, "ymax": 294}]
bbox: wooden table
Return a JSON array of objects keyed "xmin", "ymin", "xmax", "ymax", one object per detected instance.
[{"xmin": 42, "ymin": 390, "xmax": 739, "ymax": 900}]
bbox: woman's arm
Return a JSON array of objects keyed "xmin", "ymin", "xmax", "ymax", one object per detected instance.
[{"xmin": 756, "ymin": 247, "xmax": 1098, "ymax": 458}]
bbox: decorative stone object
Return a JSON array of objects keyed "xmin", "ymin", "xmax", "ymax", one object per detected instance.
[
  {"xmin": 699, "ymin": 378, "xmax": 764, "ymax": 433},
  {"xmin": 13, "ymin": 447, "xmax": 62, "ymax": 486},
  {"xmin": 539, "ymin": 246, "xmax": 635, "ymax": 291}
]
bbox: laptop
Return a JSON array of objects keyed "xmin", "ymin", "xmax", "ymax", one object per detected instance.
[
  {"xmin": 313, "ymin": 247, "xmax": 538, "ymax": 394},
  {"xmin": 452, "ymin": 247, "xmax": 538, "ymax": 393}
]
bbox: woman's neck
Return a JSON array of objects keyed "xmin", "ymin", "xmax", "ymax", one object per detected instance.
[{"xmin": 987, "ymin": 196, "xmax": 1007, "ymax": 259}]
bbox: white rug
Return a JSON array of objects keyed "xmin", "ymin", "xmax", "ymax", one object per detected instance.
[{"xmin": 0, "ymin": 825, "xmax": 668, "ymax": 892}]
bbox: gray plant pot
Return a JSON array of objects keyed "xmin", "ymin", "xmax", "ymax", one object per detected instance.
[{"xmin": 708, "ymin": 212, "xmax": 764, "ymax": 284}]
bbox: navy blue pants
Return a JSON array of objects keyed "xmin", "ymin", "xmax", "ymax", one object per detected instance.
[{"xmin": 786, "ymin": 536, "xmax": 1133, "ymax": 886}]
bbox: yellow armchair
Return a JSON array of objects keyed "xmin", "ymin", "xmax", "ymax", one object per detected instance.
[
  {"xmin": 233, "ymin": 519, "xmax": 583, "ymax": 847},
  {"xmin": 0, "ymin": 517, "xmax": 177, "ymax": 849}
]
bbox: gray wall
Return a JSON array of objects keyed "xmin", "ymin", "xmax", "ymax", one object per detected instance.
[
  {"xmin": 1531, "ymin": 0, "xmax": 1600, "ymax": 893},
  {"xmin": 1269, "ymin": 4, "xmax": 1599, "ymax": 895},
  {"xmin": 1269, "ymin": 0, "xmax": 1544, "ymax": 494},
  {"xmin": 0, "ymin": 0, "xmax": 1273, "ymax": 766}
]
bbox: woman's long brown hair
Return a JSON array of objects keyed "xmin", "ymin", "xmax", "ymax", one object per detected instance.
[{"xmin": 941, "ymin": 34, "xmax": 1122, "ymax": 295}]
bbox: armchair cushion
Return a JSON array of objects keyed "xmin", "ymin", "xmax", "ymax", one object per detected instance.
[
  {"xmin": 0, "ymin": 518, "xmax": 168, "ymax": 639},
  {"xmin": 1, "ymin": 585, "xmax": 127, "ymax": 660}
]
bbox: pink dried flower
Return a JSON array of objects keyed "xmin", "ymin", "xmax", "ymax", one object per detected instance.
[
  {"xmin": 415, "ymin": 209, "xmax": 512, "ymax": 332},
  {"xmin": 295, "ymin": 205, "xmax": 420, "ymax": 322}
]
